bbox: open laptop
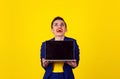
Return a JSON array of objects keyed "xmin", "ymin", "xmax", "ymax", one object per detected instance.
[{"xmin": 45, "ymin": 41, "xmax": 76, "ymax": 61}]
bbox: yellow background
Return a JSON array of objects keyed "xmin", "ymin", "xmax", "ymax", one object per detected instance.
[{"xmin": 0, "ymin": 0, "xmax": 120, "ymax": 79}]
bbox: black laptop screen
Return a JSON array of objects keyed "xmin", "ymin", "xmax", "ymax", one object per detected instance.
[{"xmin": 45, "ymin": 41, "xmax": 75, "ymax": 60}]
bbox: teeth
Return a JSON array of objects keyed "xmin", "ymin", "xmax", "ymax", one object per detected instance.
[{"xmin": 57, "ymin": 29, "xmax": 62, "ymax": 32}]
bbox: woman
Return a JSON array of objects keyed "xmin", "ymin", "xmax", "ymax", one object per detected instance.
[{"xmin": 40, "ymin": 16, "xmax": 80, "ymax": 79}]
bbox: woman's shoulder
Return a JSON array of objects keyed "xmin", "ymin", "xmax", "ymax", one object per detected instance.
[
  {"xmin": 64, "ymin": 36, "xmax": 77, "ymax": 41},
  {"xmin": 41, "ymin": 38, "xmax": 54, "ymax": 44}
]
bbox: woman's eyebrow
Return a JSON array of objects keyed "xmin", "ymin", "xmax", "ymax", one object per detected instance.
[
  {"xmin": 60, "ymin": 23, "xmax": 65, "ymax": 26},
  {"xmin": 54, "ymin": 23, "xmax": 58, "ymax": 25},
  {"xmin": 61, "ymin": 23, "xmax": 65, "ymax": 25}
]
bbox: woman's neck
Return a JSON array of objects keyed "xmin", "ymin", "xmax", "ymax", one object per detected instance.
[{"xmin": 55, "ymin": 36, "xmax": 65, "ymax": 41}]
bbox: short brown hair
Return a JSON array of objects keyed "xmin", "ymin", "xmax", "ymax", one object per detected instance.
[{"xmin": 51, "ymin": 16, "xmax": 67, "ymax": 29}]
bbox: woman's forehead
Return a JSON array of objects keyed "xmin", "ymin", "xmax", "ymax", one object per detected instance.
[{"xmin": 53, "ymin": 20, "xmax": 65, "ymax": 24}]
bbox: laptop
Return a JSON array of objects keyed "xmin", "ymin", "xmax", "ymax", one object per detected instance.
[{"xmin": 45, "ymin": 41, "xmax": 76, "ymax": 61}]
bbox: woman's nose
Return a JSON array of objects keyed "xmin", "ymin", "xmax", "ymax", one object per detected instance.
[{"xmin": 57, "ymin": 25, "xmax": 62, "ymax": 28}]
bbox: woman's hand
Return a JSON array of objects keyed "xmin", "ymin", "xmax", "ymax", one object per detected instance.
[
  {"xmin": 66, "ymin": 61, "xmax": 77, "ymax": 68},
  {"xmin": 42, "ymin": 58, "xmax": 52, "ymax": 68}
]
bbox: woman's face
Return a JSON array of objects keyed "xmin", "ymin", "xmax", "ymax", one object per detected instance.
[{"xmin": 52, "ymin": 20, "xmax": 67, "ymax": 37}]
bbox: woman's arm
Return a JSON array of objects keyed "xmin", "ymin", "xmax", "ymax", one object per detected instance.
[
  {"xmin": 42, "ymin": 58, "xmax": 50, "ymax": 68},
  {"xmin": 66, "ymin": 40, "xmax": 80, "ymax": 68},
  {"xmin": 40, "ymin": 42, "xmax": 48, "ymax": 68},
  {"xmin": 41, "ymin": 42, "xmax": 53, "ymax": 68},
  {"xmin": 66, "ymin": 61, "xmax": 77, "ymax": 68}
]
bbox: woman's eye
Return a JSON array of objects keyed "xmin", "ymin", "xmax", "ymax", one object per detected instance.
[
  {"xmin": 60, "ymin": 23, "xmax": 65, "ymax": 26},
  {"xmin": 54, "ymin": 23, "xmax": 58, "ymax": 26}
]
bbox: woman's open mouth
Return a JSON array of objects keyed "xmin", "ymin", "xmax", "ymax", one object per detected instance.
[{"xmin": 56, "ymin": 29, "xmax": 63, "ymax": 33}]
